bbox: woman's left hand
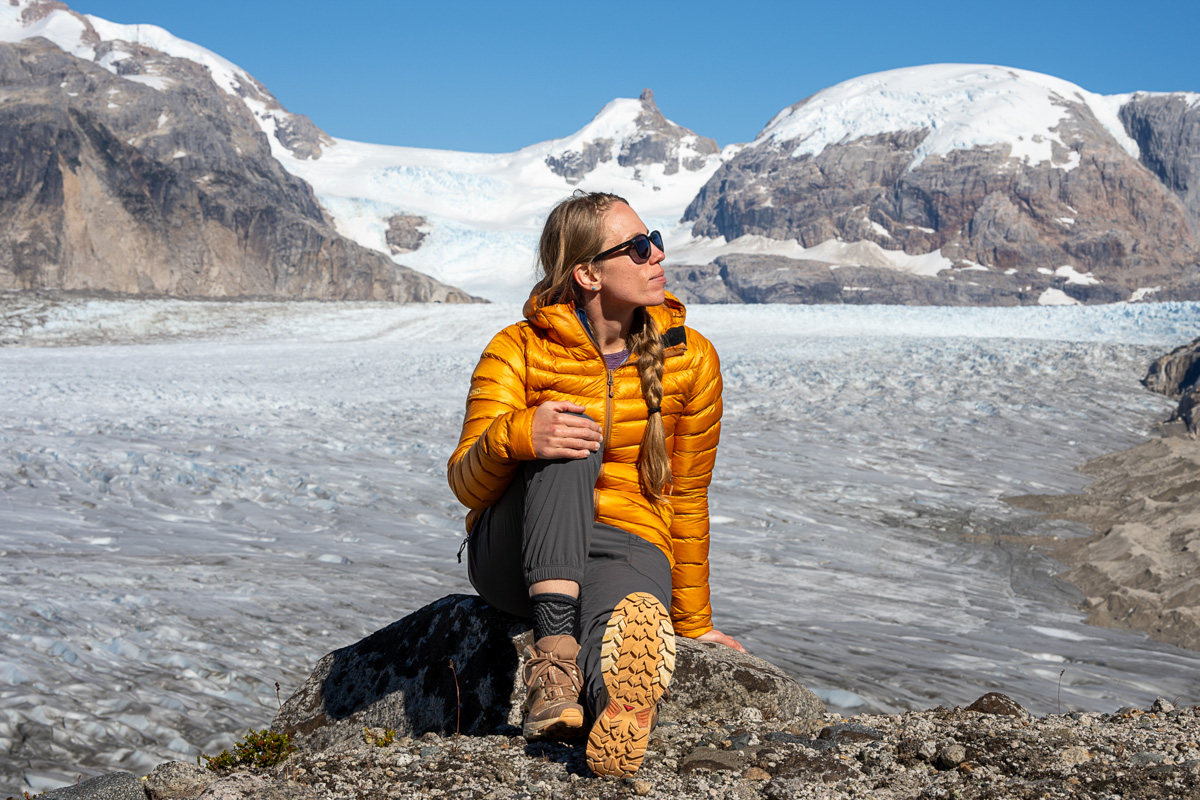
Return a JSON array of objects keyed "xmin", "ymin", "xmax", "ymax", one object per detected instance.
[{"xmin": 696, "ymin": 628, "xmax": 746, "ymax": 653}]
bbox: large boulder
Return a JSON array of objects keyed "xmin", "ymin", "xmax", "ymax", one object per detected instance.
[
  {"xmin": 272, "ymin": 594, "xmax": 823, "ymax": 754},
  {"xmin": 1143, "ymin": 336, "xmax": 1200, "ymax": 435}
]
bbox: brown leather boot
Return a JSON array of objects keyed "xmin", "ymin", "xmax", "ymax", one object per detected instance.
[{"xmin": 521, "ymin": 634, "xmax": 586, "ymax": 741}]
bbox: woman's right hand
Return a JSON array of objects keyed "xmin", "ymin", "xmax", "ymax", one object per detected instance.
[{"xmin": 531, "ymin": 401, "xmax": 603, "ymax": 459}]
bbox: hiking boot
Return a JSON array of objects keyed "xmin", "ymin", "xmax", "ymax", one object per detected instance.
[
  {"xmin": 586, "ymin": 592, "xmax": 675, "ymax": 777},
  {"xmin": 521, "ymin": 634, "xmax": 586, "ymax": 740}
]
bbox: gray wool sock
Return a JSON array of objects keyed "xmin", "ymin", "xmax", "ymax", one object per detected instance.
[{"xmin": 530, "ymin": 592, "xmax": 579, "ymax": 640}]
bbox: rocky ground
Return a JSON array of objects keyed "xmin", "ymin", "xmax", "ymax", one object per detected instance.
[
  {"xmin": 1008, "ymin": 336, "xmax": 1200, "ymax": 654},
  {"xmin": 1009, "ymin": 435, "xmax": 1200, "ymax": 653},
  {"xmin": 36, "ymin": 695, "xmax": 1200, "ymax": 799}
]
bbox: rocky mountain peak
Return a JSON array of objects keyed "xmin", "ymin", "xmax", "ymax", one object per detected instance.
[
  {"xmin": 542, "ymin": 88, "xmax": 719, "ymax": 183},
  {"xmin": 0, "ymin": 3, "xmax": 475, "ymax": 302},
  {"xmin": 1, "ymin": 0, "xmax": 332, "ymax": 161},
  {"xmin": 682, "ymin": 64, "xmax": 1199, "ymax": 302}
]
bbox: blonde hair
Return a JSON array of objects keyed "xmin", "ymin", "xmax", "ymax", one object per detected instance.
[{"xmin": 535, "ymin": 191, "xmax": 673, "ymax": 503}]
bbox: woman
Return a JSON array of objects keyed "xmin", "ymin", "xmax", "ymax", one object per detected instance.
[{"xmin": 447, "ymin": 191, "xmax": 743, "ymax": 778}]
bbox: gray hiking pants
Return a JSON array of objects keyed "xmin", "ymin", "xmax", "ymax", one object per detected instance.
[{"xmin": 466, "ymin": 445, "xmax": 672, "ymax": 717}]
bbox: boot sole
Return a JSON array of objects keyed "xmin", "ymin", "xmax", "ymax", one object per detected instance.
[{"xmin": 585, "ymin": 592, "xmax": 675, "ymax": 777}]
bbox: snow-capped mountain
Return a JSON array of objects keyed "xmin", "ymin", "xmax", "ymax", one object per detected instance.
[
  {"xmin": 2, "ymin": 2, "xmax": 1199, "ymax": 305},
  {"xmin": 681, "ymin": 65, "xmax": 1200, "ymax": 305},
  {"xmin": 0, "ymin": 0, "xmax": 472, "ymax": 302},
  {"xmin": 268, "ymin": 89, "xmax": 726, "ymax": 302}
]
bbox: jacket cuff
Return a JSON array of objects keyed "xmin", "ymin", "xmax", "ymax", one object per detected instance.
[{"xmin": 507, "ymin": 406, "xmax": 538, "ymax": 461}]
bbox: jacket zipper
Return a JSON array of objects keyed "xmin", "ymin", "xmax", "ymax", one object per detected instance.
[{"xmin": 603, "ymin": 367, "xmax": 614, "ymax": 452}]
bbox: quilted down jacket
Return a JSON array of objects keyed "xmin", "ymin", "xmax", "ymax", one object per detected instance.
[{"xmin": 447, "ymin": 292, "xmax": 722, "ymax": 637}]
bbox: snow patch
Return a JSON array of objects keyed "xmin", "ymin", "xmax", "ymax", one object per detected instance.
[
  {"xmin": 670, "ymin": 231, "xmax": 953, "ymax": 277},
  {"xmin": 1055, "ymin": 265, "xmax": 1099, "ymax": 285},
  {"xmin": 1038, "ymin": 288, "xmax": 1080, "ymax": 306}
]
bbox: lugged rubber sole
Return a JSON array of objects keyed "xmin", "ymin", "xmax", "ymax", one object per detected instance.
[{"xmin": 586, "ymin": 592, "xmax": 675, "ymax": 777}]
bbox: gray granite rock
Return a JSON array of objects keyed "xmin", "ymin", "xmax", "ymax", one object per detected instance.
[
  {"xmin": 40, "ymin": 771, "xmax": 146, "ymax": 800},
  {"xmin": 144, "ymin": 761, "xmax": 211, "ymax": 800},
  {"xmin": 272, "ymin": 594, "xmax": 823, "ymax": 754},
  {"xmin": 1122, "ymin": 93, "xmax": 1200, "ymax": 236}
]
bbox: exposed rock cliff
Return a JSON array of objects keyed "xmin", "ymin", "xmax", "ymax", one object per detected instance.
[
  {"xmin": 1121, "ymin": 93, "xmax": 1200, "ymax": 235},
  {"xmin": 0, "ymin": 7, "xmax": 475, "ymax": 301},
  {"xmin": 681, "ymin": 66, "xmax": 1200, "ymax": 304}
]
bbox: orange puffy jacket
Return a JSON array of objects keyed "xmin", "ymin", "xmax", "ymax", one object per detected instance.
[{"xmin": 447, "ymin": 292, "xmax": 722, "ymax": 637}]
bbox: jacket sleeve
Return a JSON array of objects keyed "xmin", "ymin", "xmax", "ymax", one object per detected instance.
[
  {"xmin": 667, "ymin": 330, "xmax": 722, "ymax": 637},
  {"xmin": 447, "ymin": 326, "xmax": 539, "ymax": 511}
]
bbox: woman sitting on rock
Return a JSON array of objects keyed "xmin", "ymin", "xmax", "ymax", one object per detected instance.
[{"xmin": 447, "ymin": 190, "xmax": 743, "ymax": 778}]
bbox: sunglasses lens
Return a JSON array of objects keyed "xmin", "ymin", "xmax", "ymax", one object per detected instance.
[
  {"xmin": 632, "ymin": 235, "xmax": 651, "ymax": 260},
  {"xmin": 630, "ymin": 231, "xmax": 664, "ymax": 260}
]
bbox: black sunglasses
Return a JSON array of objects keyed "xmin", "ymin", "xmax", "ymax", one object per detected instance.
[{"xmin": 590, "ymin": 230, "xmax": 664, "ymax": 263}]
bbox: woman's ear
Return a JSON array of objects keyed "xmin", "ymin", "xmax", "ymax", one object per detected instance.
[{"xmin": 573, "ymin": 262, "xmax": 600, "ymax": 294}]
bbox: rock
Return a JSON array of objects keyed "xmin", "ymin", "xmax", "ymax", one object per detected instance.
[
  {"xmin": 743, "ymin": 766, "xmax": 771, "ymax": 781},
  {"xmin": 273, "ymin": 594, "xmax": 824, "ymax": 755},
  {"xmin": 40, "ymin": 772, "xmax": 146, "ymax": 800},
  {"xmin": 936, "ymin": 743, "xmax": 967, "ymax": 770},
  {"xmin": 1060, "ymin": 745, "xmax": 1092, "ymax": 766},
  {"xmin": 1151, "ymin": 697, "xmax": 1176, "ymax": 714},
  {"xmin": 1121, "ymin": 94, "xmax": 1200, "ymax": 235},
  {"xmin": 679, "ymin": 746, "xmax": 744, "ymax": 774},
  {"xmin": 1143, "ymin": 337, "xmax": 1200, "ymax": 435},
  {"xmin": 817, "ymin": 722, "xmax": 884, "ymax": 743},
  {"xmin": 660, "ymin": 639, "xmax": 825, "ymax": 728},
  {"xmin": 145, "ymin": 761, "xmax": 211, "ymax": 799},
  {"xmin": 384, "ymin": 214, "xmax": 428, "ymax": 255},
  {"xmin": 191, "ymin": 773, "xmax": 264, "ymax": 800},
  {"xmin": 666, "ymin": 254, "xmax": 1099, "ymax": 307},
  {"xmin": 966, "ymin": 692, "xmax": 1027, "ymax": 716}
]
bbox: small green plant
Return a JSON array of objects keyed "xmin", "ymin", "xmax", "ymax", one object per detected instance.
[
  {"xmin": 199, "ymin": 728, "xmax": 295, "ymax": 771},
  {"xmin": 363, "ymin": 727, "xmax": 396, "ymax": 747}
]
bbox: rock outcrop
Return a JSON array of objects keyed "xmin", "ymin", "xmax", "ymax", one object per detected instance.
[
  {"xmin": 667, "ymin": 255, "xmax": 1132, "ymax": 306},
  {"xmin": 1143, "ymin": 335, "xmax": 1200, "ymax": 435},
  {"xmin": 544, "ymin": 89, "xmax": 719, "ymax": 183},
  {"xmin": 680, "ymin": 67, "xmax": 1200, "ymax": 304},
  {"xmin": 1121, "ymin": 93, "xmax": 1200, "ymax": 235},
  {"xmin": 0, "ymin": 17, "xmax": 475, "ymax": 301},
  {"xmin": 272, "ymin": 594, "xmax": 823, "ymax": 755},
  {"xmin": 384, "ymin": 214, "xmax": 428, "ymax": 255}
]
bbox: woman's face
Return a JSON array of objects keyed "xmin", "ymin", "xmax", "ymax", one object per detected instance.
[{"xmin": 582, "ymin": 203, "xmax": 667, "ymax": 313}]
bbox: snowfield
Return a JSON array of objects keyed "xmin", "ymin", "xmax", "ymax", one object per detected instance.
[{"xmin": 3, "ymin": 296, "xmax": 1200, "ymax": 793}]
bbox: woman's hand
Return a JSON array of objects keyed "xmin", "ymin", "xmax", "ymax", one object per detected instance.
[
  {"xmin": 531, "ymin": 401, "xmax": 603, "ymax": 460},
  {"xmin": 696, "ymin": 628, "xmax": 746, "ymax": 653}
]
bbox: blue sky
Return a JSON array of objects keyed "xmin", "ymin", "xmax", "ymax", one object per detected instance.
[{"xmin": 73, "ymin": 0, "xmax": 1199, "ymax": 153}]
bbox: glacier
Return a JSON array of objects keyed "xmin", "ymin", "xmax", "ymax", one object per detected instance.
[{"xmin": 3, "ymin": 297, "xmax": 1200, "ymax": 792}]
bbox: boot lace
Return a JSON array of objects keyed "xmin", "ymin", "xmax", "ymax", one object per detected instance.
[{"xmin": 524, "ymin": 652, "xmax": 583, "ymax": 700}]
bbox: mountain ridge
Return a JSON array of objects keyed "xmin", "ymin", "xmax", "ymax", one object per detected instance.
[{"xmin": 2, "ymin": 1, "xmax": 1197, "ymax": 305}]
